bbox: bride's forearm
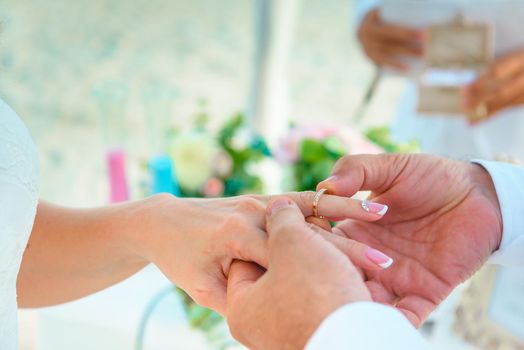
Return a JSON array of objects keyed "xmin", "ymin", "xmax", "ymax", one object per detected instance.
[{"xmin": 17, "ymin": 197, "xmax": 166, "ymax": 308}]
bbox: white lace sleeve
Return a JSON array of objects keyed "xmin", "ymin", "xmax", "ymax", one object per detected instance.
[{"xmin": 0, "ymin": 99, "xmax": 39, "ymax": 349}]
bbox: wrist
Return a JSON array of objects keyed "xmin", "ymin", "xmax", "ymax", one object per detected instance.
[
  {"xmin": 118, "ymin": 194, "xmax": 183, "ymax": 264},
  {"xmin": 468, "ymin": 163, "xmax": 503, "ymax": 252}
]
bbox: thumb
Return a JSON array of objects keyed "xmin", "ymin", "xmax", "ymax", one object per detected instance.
[
  {"xmin": 227, "ymin": 260, "xmax": 265, "ymax": 312},
  {"xmin": 316, "ymin": 154, "xmax": 410, "ymax": 197},
  {"xmin": 265, "ymin": 197, "xmax": 312, "ymax": 250}
]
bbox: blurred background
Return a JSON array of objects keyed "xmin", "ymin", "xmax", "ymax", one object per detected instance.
[
  {"xmin": 5, "ymin": 0, "xmax": 522, "ymax": 349},
  {"xmin": 0, "ymin": 0, "xmax": 403, "ymax": 207}
]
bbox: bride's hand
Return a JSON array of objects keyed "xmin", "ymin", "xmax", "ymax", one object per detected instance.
[{"xmin": 125, "ymin": 192, "xmax": 392, "ymax": 314}]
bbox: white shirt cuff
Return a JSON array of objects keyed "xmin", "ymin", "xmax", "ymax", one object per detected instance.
[
  {"xmin": 472, "ymin": 160, "xmax": 524, "ymax": 266},
  {"xmin": 306, "ymin": 302, "xmax": 430, "ymax": 350}
]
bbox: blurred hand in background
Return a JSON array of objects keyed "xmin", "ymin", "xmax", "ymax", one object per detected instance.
[
  {"xmin": 357, "ymin": 9, "xmax": 426, "ymax": 71},
  {"xmin": 463, "ymin": 48, "xmax": 524, "ymax": 123}
]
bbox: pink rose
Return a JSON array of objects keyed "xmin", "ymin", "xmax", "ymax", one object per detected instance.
[{"xmin": 202, "ymin": 177, "xmax": 225, "ymax": 197}]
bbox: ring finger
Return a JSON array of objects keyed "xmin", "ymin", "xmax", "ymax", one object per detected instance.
[{"xmin": 290, "ymin": 191, "xmax": 389, "ymax": 222}]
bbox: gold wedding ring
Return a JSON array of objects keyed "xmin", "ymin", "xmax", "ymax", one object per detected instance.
[{"xmin": 312, "ymin": 188, "xmax": 327, "ymax": 219}]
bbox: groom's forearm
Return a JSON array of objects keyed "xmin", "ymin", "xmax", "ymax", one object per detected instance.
[{"xmin": 17, "ymin": 199, "xmax": 153, "ymax": 307}]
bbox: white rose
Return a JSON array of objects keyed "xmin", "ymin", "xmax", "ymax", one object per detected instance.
[
  {"xmin": 212, "ymin": 150, "xmax": 233, "ymax": 178},
  {"xmin": 169, "ymin": 132, "xmax": 219, "ymax": 192}
]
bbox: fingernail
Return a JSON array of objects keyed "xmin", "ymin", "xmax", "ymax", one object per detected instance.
[
  {"xmin": 322, "ymin": 175, "xmax": 338, "ymax": 184},
  {"xmin": 361, "ymin": 200, "xmax": 388, "ymax": 216},
  {"xmin": 270, "ymin": 198, "xmax": 292, "ymax": 215},
  {"xmin": 365, "ymin": 248, "xmax": 394, "ymax": 269}
]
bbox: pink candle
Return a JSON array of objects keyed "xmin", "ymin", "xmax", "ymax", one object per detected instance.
[{"xmin": 107, "ymin": 148, "xmax": 129, "ymax": 203}]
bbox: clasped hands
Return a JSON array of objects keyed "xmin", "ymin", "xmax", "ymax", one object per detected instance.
[{"xmin": 131, "ymin": 154, "xmax": 502, "ymax": 349}]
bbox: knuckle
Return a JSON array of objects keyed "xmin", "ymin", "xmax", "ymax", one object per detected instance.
[
  {"xmin": 221, "ymin": 213, "xmax": 251, "ymax": 233},
  {"xmin": 235, "ymin": 196, "xmax": 265, "ymax": 214},
  {"xmin": 151, "ymin": 192, "xmax": 175, "ymax": 204},
  {"xmin": 298, "ymin": 191, "xmax": 315, "ymax": 208},
  {"xmin": 225, "ymin": 234, "xmax": 247, "ymax": 259},
  {"xmin": 220, "ymin": 216, "xmax": 260, "ymax": 258}
]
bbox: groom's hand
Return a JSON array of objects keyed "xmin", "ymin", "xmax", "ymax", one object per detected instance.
[
  {"xmin": 318, "ymin": 154, "xmax": 503, "ymax": 326},
  {"xmin": 226, "ymin": 197, "xmax": 371, "ymax": 350}
]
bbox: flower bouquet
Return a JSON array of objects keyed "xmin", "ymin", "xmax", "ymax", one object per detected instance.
[
  {"xmin": 276, "ymin": 125, "xmax": 378, "ymax": 192},
  {"xmin": 364, "ymin": 126, "xmax": 419, "ymax": 154},
  {"xmin": 275, "ymin": 124, "xmax": 419, "ymax": 192},
  {"xmin": 166, "ymin": 112, "xmax": 270, "ymax": 198}
]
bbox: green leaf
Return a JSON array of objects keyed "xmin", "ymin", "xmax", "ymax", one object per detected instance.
[
  {"xmin": 299, "ymin": 139, "xmax": 328, "ymax": 162},
  {"xmin": 250, "ymin": 136, "xmax": 272, "ymax": 157},
  {"xmin": 324, "ymin": 136, "xmax": 347, "ymax": 157},
  {"xmin": 365, "ymin": 126, "xmax": 419, "ymax": 153}
]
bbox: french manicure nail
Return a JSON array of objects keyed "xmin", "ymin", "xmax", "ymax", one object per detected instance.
[
  {"xmin": 361, "ymin": 200, "xmax": 388, "ymax": 216},
  {"xmin": 270, "ymin": 199, "xmax": 291, "ymax": 214},
  {"xmin": 365, "ymin": 248, "xmax": 394, "ymax": 269}
]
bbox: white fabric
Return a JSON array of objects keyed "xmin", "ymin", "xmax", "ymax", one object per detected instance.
[
  {"xmin": 473, "ymin": 160, "xmax": 524, "ymax": 266},
  {"xmin": 307, "ymin": 160, "xmax": 524, "ymax": 349},
  {"xmin": 0, "ymin": 99, "xmax": 39, "ymax": 349},
  {"xmin": 306, "ymin": 302, "xmax": 429, "ymax": 350},
  {"xmin": 352, "ymin": 0, "xmax": 380, "ymax": 30},
  {"xmin": 355, "ymin": 0, "xmax": 524, "ymax": 161}
]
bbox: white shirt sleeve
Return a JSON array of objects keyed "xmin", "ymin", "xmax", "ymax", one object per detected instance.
[
  {"xmin": 353, "ymin": 0, "xmax": 382, "ymax": 31},
  {"xmin": 305, "ymin": 302, "xmax": 430, "ymax": 350},
  {"xmin": 472, "ymin": 160, "xmax": 524, "ymax": 266}
]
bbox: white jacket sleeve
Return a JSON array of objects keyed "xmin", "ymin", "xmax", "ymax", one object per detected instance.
[
  {"xmin": 305, "ymin": 302, "xmax": 430, "ymax": 350},
  {"xmin": 473, "ymin": 160, "xmax": 524, "ymax": 266}
]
